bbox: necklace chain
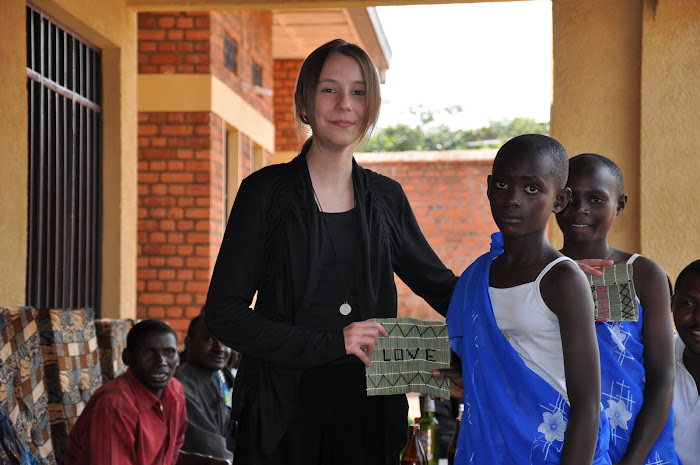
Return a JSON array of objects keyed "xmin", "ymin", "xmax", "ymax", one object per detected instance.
[
  {"xmin": 310, "ymin": 183, "xmax": 356, "ymax": 263},
  {"xmin": 311, "ymin": 185, "xmax": 341, "ymax": 263},
  {"xmin": 311, "ymin": 184, "xmax": 325, "ymax": 214},
  {"xmin": 310, "ymin": 181, "xmax": 355, "ymax": 212},
  {"xmin": 310, "ymin": 180, "xmax": 355, "ymax": 315},
  {"xmin": 604, "ymin": 246, "xmax": 614, "ymax": 261}
]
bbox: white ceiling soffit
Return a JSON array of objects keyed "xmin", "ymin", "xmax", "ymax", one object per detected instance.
[{"xmin": 272, "ymin": 7, "xmax": 391, "ymax": 82}]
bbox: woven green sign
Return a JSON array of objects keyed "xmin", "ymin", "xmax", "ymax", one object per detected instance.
[
  {"xmin": 365, "ymin": 318, "xmax": 451, "ymax": 398},
  {"xmin": 588, "ymin": 263, "xmax": 639, "ymax": 322}
]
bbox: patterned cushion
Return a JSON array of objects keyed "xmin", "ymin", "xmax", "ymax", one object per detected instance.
[
  {"xmin": 0, "ymin": 307, "xmax": 55, "ymax": 465},
  {"xmin": 37, "ymin": 309, "xmax": 101, "ymax": 463},
  {"xmin": 94, "ymin": 318, "xmax": 133, "ymax": 385}
]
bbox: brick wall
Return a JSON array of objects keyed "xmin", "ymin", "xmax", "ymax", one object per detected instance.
[
  {"xmin": 138, "ymin": 11, "xmax": 273, "ymax": 119},
  {"xmin": 137, "ymin": 111, "xmax": 225, "ymax": 337},
  {"xmin": 138, "ymin": 12, "xmax": 211, "ymax": 74},
  {"xmin": 240, "ymin": 134, "xmax": 252, "ymax": 180},
  {"xmin": 274, "ymin": 59, "xmax": 304, "ymax": 152},
  {"xmin": 211, "ymin": 11, "xmax": 273, "ymax": 120},
  {"xmin": 138, "ymin": 9, "xmax": 274, "ymax": 339},
  {"xmin": 356, "ymin": 150, "xmax": 498, "ymax": 320}
]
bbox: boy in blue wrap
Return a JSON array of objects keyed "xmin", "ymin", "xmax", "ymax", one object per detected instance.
[
  {"xmin": 445, "ymin": 134, "xmax": 611, "ymax": 465},
  {"xmin": 557, "ymin": 153, "xmax": 679, "ymax": 465}
]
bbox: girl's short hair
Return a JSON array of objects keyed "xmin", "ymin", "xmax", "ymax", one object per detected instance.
[{"xmin": 293, "ymin": 39, "xmax": 381, "ymax": 147}]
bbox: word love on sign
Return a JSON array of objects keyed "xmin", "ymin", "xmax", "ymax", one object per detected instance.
[
  {"xmin": 379, "ymin": 347, "xmax": 438, "ymax": 362},
  {"xmin": 365, "ymin": 318, "xmax": 451, "ymax": 398},
  {"xmin": 587, "ymin": 264, "xmax": 639, "ymax": 323}
]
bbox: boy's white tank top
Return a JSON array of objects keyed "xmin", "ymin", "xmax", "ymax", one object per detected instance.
[{"xmin": 489, "ymin": 256, "xmax": 581, "ymax": 402}]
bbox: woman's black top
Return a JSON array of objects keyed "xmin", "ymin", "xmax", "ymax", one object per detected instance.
[
  {"xmin": 205, "ymin": 148, "xmax": 458, "ymax": 464},
  {"xmin": 296, "ymin": 208, "xmax": 360, "ymax": 331}
]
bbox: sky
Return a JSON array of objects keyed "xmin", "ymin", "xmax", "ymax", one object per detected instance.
[{"xmin": 375, "ymin": 1, "xmax": 553, "ymax": 130}]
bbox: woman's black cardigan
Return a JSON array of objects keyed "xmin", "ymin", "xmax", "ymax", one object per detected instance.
[{"xmin": 205, "ymin": 150, "xmax": 457, "ymax": 463}]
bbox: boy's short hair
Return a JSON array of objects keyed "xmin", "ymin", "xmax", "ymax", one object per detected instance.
[
  {"xmin": 570, "ymin": 153, "xmax": 625, "ymax": 193},
  {"xmin": 674, "ymin": 259, "xmax": 700, "ymax": 293},
  {"xmin": 126, "ymin": 319, "xmax": 177, "ymax": 350},
  {"xmin": 497, "ymin": 134, "xmax": 569, "ymax": 188}
]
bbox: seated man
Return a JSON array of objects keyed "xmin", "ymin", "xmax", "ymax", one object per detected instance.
[
  {"xmin": 175, "ymin": 315, "xmax": 233, "ymax": 463},
  {"xmin": 60, "ymin": 319, "xmax": 186, "ymax": 465},
  {"xmin": 671, "ymin": 259, "xmax": 700, "ymax": 465}
]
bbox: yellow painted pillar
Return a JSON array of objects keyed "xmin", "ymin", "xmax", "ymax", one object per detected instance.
[
  {"xmin": 550, "ymin": 0, "xmax": 643, "ymax": 253},
  {"xmin": 0, "ymin": 0, "xmax": 29, "ymax": 305},
  {"xmin": 0, "ymin": 0, "xmax": 139, "ymax": 318},
  {"xmin": 640, "ymin": 0, "xmax": 700, "ymax": 281},
  {"xmin": 101, "ymin": 39, "xmax": 139, "ymax": 320}
]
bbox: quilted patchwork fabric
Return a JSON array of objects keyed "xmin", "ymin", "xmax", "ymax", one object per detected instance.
[
  {"xmin": 0, "ymin": 307, "xmax": 55, "ymax": 465},
  {"xmin": 94, "ymin": 318, "xmax": 133, "ymax": 385},
  {"xmin": 37, "ymin": 309, "xmax": 101, "ymax": 463}
]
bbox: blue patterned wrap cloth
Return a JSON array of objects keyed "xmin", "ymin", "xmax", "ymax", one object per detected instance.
[
  {"xmin": 597, "ymin": 308, "xmax": 682, "ymax": 464},
  {"xmin": 446, "ymin": 232, "xmax": 611, "ymax": 464}
]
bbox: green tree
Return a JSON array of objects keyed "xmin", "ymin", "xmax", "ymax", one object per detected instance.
[
  {"xmin": 364, "ymin": 116, "xmax": 550, "ymax": 152},
  {"xmin": 487, "ymin": 117, "xmax": 551, "ymax": 142},
  {"xmin": 363, "ymin": 124, "xmax": 428, "ymax": 152}
]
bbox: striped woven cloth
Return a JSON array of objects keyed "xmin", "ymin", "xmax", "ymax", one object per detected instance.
[
  {"xmin": 365, "ymin": 318, "xmax": 451, "ymax": 398},
  {"xmin": 587, "ymin": 264, "xmax": 639, "ymax": 322}
]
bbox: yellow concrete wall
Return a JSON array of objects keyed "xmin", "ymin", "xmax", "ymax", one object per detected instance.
[
  {"xmin": 640, "ymin": 0, "xmax": 700, "ymax": 282},
  {"xmin": 0, "ymin": 2, "xmax": 29, "ymax": 305},
  {"xmin": 550, "ymin": 0, "xmax": 642, "ymax": 255},
  {"xmin": 0, "ymin": 0, "xmax": 138, "ymax": 318},
  {"xmin": 138, "ymin": 74, "xmax": 275, "ymax": 152}
]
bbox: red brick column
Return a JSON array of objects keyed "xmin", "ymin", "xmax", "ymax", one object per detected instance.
[
  {"xmin": 137, "ymin": 111, "xmax": 224, "ymax": 338},
  {"xmin": 211, "ymin": 11, "xmax": 273, "ymax": 119},
  {"xmin": 137, "ymin": 10, "xmax": 273, "ymax": 339},
  {"xmin": 274, "ymin": 59, "xmax": 303, "ymax": 152},
  {"xmin": 239, "ymin": 134, "xmax": 252, "ymax": 180}
]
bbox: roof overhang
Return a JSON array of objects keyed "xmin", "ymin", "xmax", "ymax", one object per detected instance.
[{"xmin": 272, "ymin": 7, "xmax": 391, "ymax": 82}]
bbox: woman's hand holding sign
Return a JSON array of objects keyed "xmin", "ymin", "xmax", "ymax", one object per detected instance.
[{"xmin": 344, "ymin": 320, "xmax": 388, "ymax": 366}]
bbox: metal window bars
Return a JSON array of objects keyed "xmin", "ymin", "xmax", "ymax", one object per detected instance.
[
  {"xmin": 25, "ymin": 5, "xmax": 102, "ymax": 314},
  {"xmin": 224, "ymin": 35, "xmax": 238, "ymax": 74}
]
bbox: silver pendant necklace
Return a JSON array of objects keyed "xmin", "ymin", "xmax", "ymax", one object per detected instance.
[
  {"xmin": 311, "ymin": 183, "xmax": 355, "ymax": 316},
  {"xmin": 339, "ymin": 302, "xmax": 352, "ymax": 316}
]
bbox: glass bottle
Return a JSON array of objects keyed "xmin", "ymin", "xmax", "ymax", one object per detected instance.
[
  {"xmin": 418, "ymin": 396, "xmax": 439, "ymax": 465},
  {"xmin": 401, "ymin": 423, "xmax": 428, "ymax": 465},
  {"xmin": 447, "ymin": 403, "xmax": 464, "ymax": 465}
]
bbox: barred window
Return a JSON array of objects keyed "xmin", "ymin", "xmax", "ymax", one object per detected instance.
[
  {"xmin": 26, "ymin": 5, "xmax": 102, "ymax": 313},
  {"xmin": 224, "ymin": 35, "xmax": 237, "ymax": 74},
  {"xmin": 252, "ymin": 62, "xmax": 262, "ymax": 87}
]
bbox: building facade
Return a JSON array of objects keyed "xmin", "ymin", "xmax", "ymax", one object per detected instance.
[{"xmin": 1, "ymin": 0, "xmax": 698, "ymax": 329}]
